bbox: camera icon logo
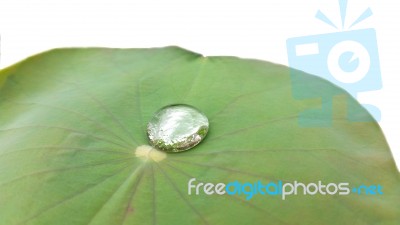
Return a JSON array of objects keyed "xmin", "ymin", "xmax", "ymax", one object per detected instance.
[{"xmin": 287, "ymin": 1, "xmax": 381, "ymax": 126}]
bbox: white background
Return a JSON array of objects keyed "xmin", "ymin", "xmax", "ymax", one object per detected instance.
[{"xmin": 0, "ymin": 0, "xmax": 399, "ymax": 170}]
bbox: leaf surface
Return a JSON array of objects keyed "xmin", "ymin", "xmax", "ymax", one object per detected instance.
[{"xmin": 0, "ymin": 47, "xmax": 399, "ymax": 225}]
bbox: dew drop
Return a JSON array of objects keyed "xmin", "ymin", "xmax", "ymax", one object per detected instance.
[{"xmin": 147, "ymin": 104, "xmax": 209, "ymax": 152}]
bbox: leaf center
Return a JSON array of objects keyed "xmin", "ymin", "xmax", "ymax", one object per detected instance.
[{"xmin": 135, "ymin": 145, "xmax": 167, "ymax": 162}]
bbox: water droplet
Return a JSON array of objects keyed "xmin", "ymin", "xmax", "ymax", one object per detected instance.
[{"xmin": 147, "ymin": 104, "xmax": 209, "ymax": 152}]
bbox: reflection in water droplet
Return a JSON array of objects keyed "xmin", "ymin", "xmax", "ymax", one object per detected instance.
[{"xmin": 147, "ymin": 104, "xmax": 209, "ymax": 152}]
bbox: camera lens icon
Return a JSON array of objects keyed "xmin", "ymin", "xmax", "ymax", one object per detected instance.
[
  {"xmin": 328, "ymin": 40, "xmax": 371, "ymax": 84},
  {"xmin": 287, "ymin": 29, "xmax": 382, "ymax": 125}
]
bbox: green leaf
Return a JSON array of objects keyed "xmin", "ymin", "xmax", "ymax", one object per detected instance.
[{"xmin": 0, "ymin": 47, "xmax": 399, "ymax": 225}]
